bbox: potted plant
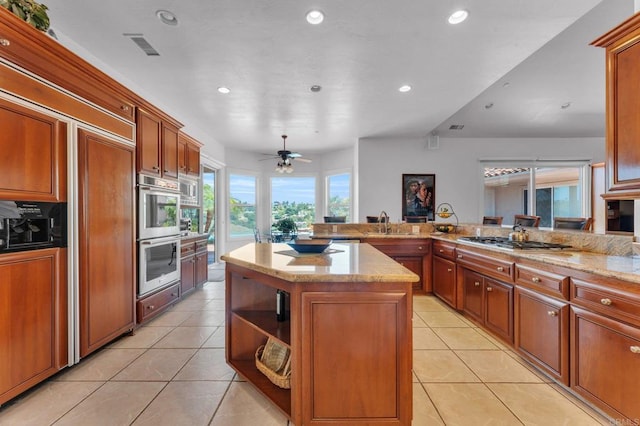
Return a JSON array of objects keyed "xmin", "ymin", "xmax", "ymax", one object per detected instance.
[
  {"xmin": 1, "ymin": 0, "xmax": 50, "ymax": 31},
  {"xmin": 274, "ymin": 217, "xmax": 297, "ymax": 240}
]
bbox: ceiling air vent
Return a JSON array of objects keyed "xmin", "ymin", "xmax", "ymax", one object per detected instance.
[
  {"xmin": 124, "ymin": 33, "xmax": 160, "ymax": 56},
  {"xmin": 449, "ymin": 124, "xmax": 465, "ymax": 130}
]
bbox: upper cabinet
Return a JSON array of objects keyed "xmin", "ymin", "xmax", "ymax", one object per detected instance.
[
  {"xmin": 0, "ymin": 98, "xmax": 67, "ymax": 201},
  {"xmin": 136, "ymin": 107, "xmax": 181, "ymax": 178},
  {"xmin": 178, "ymin": 132, "xmax": 202, "ymax": 177},
  {"xmin": 592, "ymin": 13, "xmax": 640, "ymax": 198}
]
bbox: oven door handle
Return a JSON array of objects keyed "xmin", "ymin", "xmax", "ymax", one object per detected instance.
[{"xmin": 139, "ymin": 236, "xmax": 180, "ymax": 245}]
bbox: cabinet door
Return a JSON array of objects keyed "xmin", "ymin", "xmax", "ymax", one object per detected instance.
[
  {"xmin": 77, "ymin": 129, "xmax": 135, "ymax": 357},
  {"xmin": 178, "ymin": 137, "xmax": 188, "ymax": 174},
  {"xmin": 181, "ymin": 254, "xmax": 196, "ymax": 295},
  {"xmin": 136, "ymin": 108, "xmax": 161, "ymax": 176},
  {"xmin": 0, "ymin": 249, "xmax": 66, "ymax": 405},
  {"xmin": 162, "ymin": 123, "xmax": 179, "ymax": 178},
  {"xmin": 0, "ymin": 98, "xmax": 67, "ymax": 201},
  {"xmin": 394, "ymin": 256, "xmax": 422, "ymax": 292},
  {"xmin": 195, "ymin": 251, "xmax": 208, "ymax": 286},
  {"xmin": 432, "ymin": 256, "xmax": 456, "ymax": 308},
  {"xmin": 462, "ymin": 268, "xmax": 484, "ymax": 323},
  {"xmin": 484, "ymin": 278, "xmax": 513, "ymax": 343},
  {"xmin": 571, "ymin": 306, "xmax": 640, "ymax": 422},
  {"xmin": 187, "ymin": 142, "xmax": 201, "ymax": 176},
  {"xmin": 515, "ymin": 286, "xmax": 569, "ymax": 384}
]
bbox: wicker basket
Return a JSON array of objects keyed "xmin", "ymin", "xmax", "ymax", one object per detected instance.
[{"xmin": 255, "ymin": 338, "xmax": 291, "ymax": 389}]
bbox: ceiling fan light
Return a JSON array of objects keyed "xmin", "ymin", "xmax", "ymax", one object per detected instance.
[{"xmin": 286, "ymin": 165, "xmax": 294, "ymax": 173}]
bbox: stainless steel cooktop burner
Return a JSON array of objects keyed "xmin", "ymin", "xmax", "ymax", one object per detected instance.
[{"xmin": 458, "ymin": 236, "xmax": 572, "ymax": 250}]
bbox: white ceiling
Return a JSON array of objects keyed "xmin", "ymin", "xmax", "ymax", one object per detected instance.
[{"xmin": 42, "ymin": 0, "xmax": 633, "ymax": 156}]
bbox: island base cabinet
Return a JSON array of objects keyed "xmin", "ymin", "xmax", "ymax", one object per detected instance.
[
  {"xmin": 514, "ymin": 287, "xmax": 569, "ymax": 385},
  {"xmin": 571, "ymin": 307, "xmax": 640, "ymax": 423}
]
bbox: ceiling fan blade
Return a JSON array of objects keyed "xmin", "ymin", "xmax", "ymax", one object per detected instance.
[
  {"xmin": 296, "ymin": 157, "xmax": 312, "ymax": 163},
  {"xmin": 288, "ymin": 152, "xmax": 302, "ymax": 158}
]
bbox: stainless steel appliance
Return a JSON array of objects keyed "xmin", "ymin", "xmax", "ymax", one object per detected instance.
[
  {"xmin": 0, "ymin": 200, "xmax": 67, "ymax": 253},
  {"xmin": 458, "ymin": 236, "xmax": 571, "ymax": 250},
  {"xmin": 138, "ymin": 235, "xmax": 181, "ymax": 296},
  {"xmin": 179, "ymin": 177, "xmax": 199, "ymax": 206},
  {"xmin": 138, "ymin": 174, "xmax": 180, "ymax": 239}
]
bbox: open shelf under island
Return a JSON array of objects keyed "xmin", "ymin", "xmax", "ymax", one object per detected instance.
[{"xmin": 222, "ymin": 242, "xmax": 419, "ymax": 426}]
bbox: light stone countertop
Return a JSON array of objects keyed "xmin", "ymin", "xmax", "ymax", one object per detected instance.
[{"xmin": 221, "ymin": 242, "xmax": 420, "ymax": 283}]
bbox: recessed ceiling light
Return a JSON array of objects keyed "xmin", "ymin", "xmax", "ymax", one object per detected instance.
[
  {"xmin": 310, "ymin": 85, "xmax": 322, "ymax": 92},
  {"xmin": 217, "ymin": 87, "xmax": 230, "ymax": 94},
  {"xmin": 306, "ymin": 10, "xmax": 324, "ymax": 25},
  {"xmin": 156, "ymin": 9, "xmax": 178, "ymax": 26},
  {"xmin": 561, "ymin": 102, "xmax": 571, "ymax": 109},
  {"xmin": 448, "ymin": 10, "xmax": 468, "ymax": 24},
  {"xmin": 398, "ymin": 85, "xmax": 412, "ymax": 93},
  {"xmin": 484, "ymin": 102, "xmax": 494, "ymax": 109}
]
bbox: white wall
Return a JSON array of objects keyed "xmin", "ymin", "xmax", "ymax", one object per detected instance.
[{"xmin": 358, "ymin": 137, "xmax": 605, "ymax": 224}]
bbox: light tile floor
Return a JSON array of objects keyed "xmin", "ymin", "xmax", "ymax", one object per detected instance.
[{"xmin": 0, "ymin": 281, "xmax": 613, "ymax": 425}]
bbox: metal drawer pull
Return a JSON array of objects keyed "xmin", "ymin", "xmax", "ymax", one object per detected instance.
[
  {"xmin": 474, "ymin": 281, "xmax": 480, "ymax": 287},
  {"xmin": 600, "ymin": 298, "xmax": 612, "ymax": 306},
  {"xmin": 547, "ymin": 311, "xmax": 557, "ymax": 317},
  {"xmin": 0, "ymin": 39, "xmax": 10, "ymax": 46},
  {"xmin": 631, "ymin": 346, "xmax": 640, "ymax": 354},
  {"xmin": 147, "ymin": 305, "xmax": 155, "ymax": 310},
  {"xmin": 486, "ymin": 287, "xmax": 493, "ymax": 292},
  {"xmin": 447, "ymin": 268, "xmax": 452, "ymax": 272},
  {"xmin": 457, "ymin": 254, "xmax": 463, "ymax": 259},
  {"xmin": 439, "ymin": 249, "xmax": 444, "ymax": 253},
  {"xmin": 418, "ymin": 246, "xmax": 423, "ymax": 250},
  {"xmin": 531, "ymin": 277, "xmax": 541, "ymax": 283},
  {"xmin": 496, "ymin": 266, "xmax": 504, "ymax": 272}
]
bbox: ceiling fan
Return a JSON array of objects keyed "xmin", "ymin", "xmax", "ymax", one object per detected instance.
[{"xmin": 263, "ymin": 135, "xmax": 312, "ymax": 173}]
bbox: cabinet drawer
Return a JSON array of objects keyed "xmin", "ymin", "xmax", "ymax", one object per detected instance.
[
  {"xmin": 365, "ymin": 238, "xmax": 430, "ymax": 256},
  {"xmin": 455, "ymin": 248, "xmax": 514, "ymax": 283},
  {"xmin": 195, "ymin": 239, "xmax": 208, "ymax": 253},
  {"xmin": 181, "ymin": 241, "xmax": 196, "ymax": 257},
  {"xmin": 515, "ymin": 264, "xmax": 569, "ymax": 300},
  {"xmin": 137, "ymin": 283, "xmax": 180, "ymax": 323},
  {"xmin": 433, "ymin": 240, "xmax": 456, "ymax": 260},
  {"xmin": 571, "ymin": 278, "xmax": 640, "ymax": 327}
]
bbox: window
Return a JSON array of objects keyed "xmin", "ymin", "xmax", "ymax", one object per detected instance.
[
  {"xmin": 202, "ymin": 166, "xmax": 216, "ymax": 264},
  {"xmin": 229, "ymin": 173, "xmax": 256, "ymax": 238},
  {"xmin": 327, "ymin": 173, "xmax": 351, "ymax": 221},
  {"xmin": 271, "ymin": 176, "xmax": 316, "ymax": 234},
  {"xmin": 483, "ymin": 162, "xmax": 589, "ymax": 228}
]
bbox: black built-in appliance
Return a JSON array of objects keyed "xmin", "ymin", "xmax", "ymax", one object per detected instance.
[{"xmin": 0, "ymin": 200, "xmax": 67, "ymax": 253}]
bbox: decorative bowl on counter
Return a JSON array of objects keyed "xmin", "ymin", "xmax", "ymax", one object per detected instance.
[
  {"xmin": 434, "ymin": 223, "xmax": 455, "ymax": 233},
  {"xmin": 287, "ymin": 238, "xmax": 333, "ymax": 253}
]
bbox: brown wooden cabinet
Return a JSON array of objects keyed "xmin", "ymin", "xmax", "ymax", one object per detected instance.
[
  {"xmin": 225, "ymin": 262, "xmax": 412, "ymax": 425},
  {"xmin": 136, "ymin": 107, "xmax": 179, "ymax": 178},
  {"xmin": 364, "ymin": 238, "xmax": 431, "ymax": 293},
  {"xmin": 593, "ymin": 13, "xmax": 640, "ymax": 196},
  {"xmin": 571, "ymin": 306, "xmax": 640, "ymax": 422},
  {"xmin": 178, "ymin": 132, "xmax": 202, "ymax": 177},
  {"xmin": 0, "ymin": 248, "xmax": 67, "ymax": 405},
  {"xmin": 136, "ymin": 282, "xmax": 181, "ymax": 324},
  {"xmin": 0, "ymin": 98, "xmax": 67, "ymax": 201},
  {"xmin": 515, "ymin": 286, "xmax": 569, "ymax": 384},
  {"xmin": 77, "ymin": 129, "xmax": 136, "ymax": 357},
  {"xmin": 460, "ymin": 267, "xmax": 514, "ymax": 343},
  {"xmin": 180, "ymin": 235, "xmax": 208, "ymax": 296},
  {"xmin": 431, "ymin": 239, "xmax": 458, "ymax": 308}
]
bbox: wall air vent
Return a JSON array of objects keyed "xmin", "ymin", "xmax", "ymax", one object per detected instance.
[
  {"xmin": 449, "ymin": 124, "xmax": 465, "ymax": 130},
  {"xmin": 123, "ymin": 33, "xmax": 160, "ymax": 56}
]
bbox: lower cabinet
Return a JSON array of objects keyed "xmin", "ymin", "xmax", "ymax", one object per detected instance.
[
  {"xmin": 364, "ymin": 238, "xmax": 431, "ymax": 293},
  {"xmin": 136, "ymin": 283, "xmax": 181, "ymax": 324},
  {"xmin": 461, "ymin": 268, "xmax": 514, "ymax": 344},
  {"xmin": 0, "ymin": 248, "xmax": 67, "ymax": 405},
  {"xmin": 432, "ymin": 255, "xmax": 457, "ymax": 308},
  {"xmin": 514, "ymin": 286, "xmax": 569, "ymax": 384},
  {"xmin": 571, "ymin": 306, "xmax": 640, "ymax": 422},
  {"xmin": 180, "ymin": 235, "xmax": 208, "ymax": 296}
]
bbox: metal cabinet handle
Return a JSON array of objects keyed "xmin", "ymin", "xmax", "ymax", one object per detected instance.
[
  {"xmin": 171, "ymin": 293, "xmax": 177, "ymax": 297},
  {"xmin": 548, "ymin": 311, "xmax": 557, "ymax": 317},
  {"xmin": 486, "ymin": 287, "xmax": 493, "ymax": 292},
  {"xmin": 0, "ymin": 39, "xmax": 10, "ymax": 46},
  {"xmin": 439, "ymin": 249, "xmax": 444, "ymax": 253},
  {"xmin": 457, "ymin": 254, "xmax": 463, "ymax": 259},
  {"xmin": 120, "ymin": 105, "xmax": 130, "ymax": 111},
  {"xmin": 147, "ymin": 305, "xmax": 155, "ymax": 310},
  {"xmin": 474, "ymin": 281, "xmax": 480, "ymax": 287},
  {"xmin": 496, "ymin": 266, "xmax": 504, "ymax": 272},
  {"xmin": 631, "ymin": 346, "xmax": 640, "ymax": 354},
  {"xmin": 532, "ymin": 277, "xmax": 541, "ymax": 283},
  {"xmin": 447, "ymin": 268, "xmax": 452, "ymax": 272},
  {"xmin": 600, "ymin": 298, "xmax": 612, "ymax": 306},
  {"xmin": 152, "ymin": 166, "xmax": 160, "ymax": 170},
  {"xmin": 418, "ymin": 246, "xmax": 423, "ymax": 250}
]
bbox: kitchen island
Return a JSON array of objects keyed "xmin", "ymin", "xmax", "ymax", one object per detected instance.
[{"xmin": 221, "ymin": 242, "xmax": 418, "ymax": 426}]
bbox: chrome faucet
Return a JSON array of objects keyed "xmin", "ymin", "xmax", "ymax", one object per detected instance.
[{"xmin": 378, "ymin": 210, "xmax": 389, "ymax": 234}]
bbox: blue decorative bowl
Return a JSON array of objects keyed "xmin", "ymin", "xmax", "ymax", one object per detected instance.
[{"xmin": 287, "ymin": 239, "xmax": 332, "ymax": 253}]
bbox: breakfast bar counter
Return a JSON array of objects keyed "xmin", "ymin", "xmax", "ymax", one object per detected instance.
[{"xmin": 221, "ymin": 242, "xmax": 417, "ymax": 425}]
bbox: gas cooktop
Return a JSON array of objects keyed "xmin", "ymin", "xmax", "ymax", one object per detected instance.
[{"xmin": 458, "ymin": 236, "xmax": 572, "ymax": 250}]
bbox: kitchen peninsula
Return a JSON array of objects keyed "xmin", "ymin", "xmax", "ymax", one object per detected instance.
[{"xmin": 222, "ymin": 242, "xmax": 418, "ymax": 425}]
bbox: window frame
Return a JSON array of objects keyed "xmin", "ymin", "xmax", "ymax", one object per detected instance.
[
  {"xmin": 227, "ymin": 170, "xmax": 259, "ymax": 240},
  {"xmin": 325, "ymin": 169, "xmax": 352, "ymax": 222}
]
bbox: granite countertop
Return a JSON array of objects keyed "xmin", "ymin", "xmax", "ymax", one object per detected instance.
[
  {"xmin": 313, "ymin": 230, "xmax": 640, "ymax": 284},
  {"xmin": 221, "ymin": 242, "xmax": 420, "ymax": 283}
]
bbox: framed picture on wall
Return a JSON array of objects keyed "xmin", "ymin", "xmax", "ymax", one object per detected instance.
[{"xmin": 402, "ymin": 174, "xmax": 435, "ymax": 221}]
